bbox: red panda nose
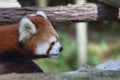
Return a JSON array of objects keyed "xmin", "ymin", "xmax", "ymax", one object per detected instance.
[{"xmin": 59, "ymin": 47, "xmax": 63, "ymax": 52}]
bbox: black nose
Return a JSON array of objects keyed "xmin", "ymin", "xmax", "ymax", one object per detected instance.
[{"xmin": 59, "ymin": 47, "xmax": 63, "ymax": 52}]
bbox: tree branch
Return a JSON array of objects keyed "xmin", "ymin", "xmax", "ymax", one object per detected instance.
[
  {"xmin": 0, "ymin": 3, "xmax": 119, "ymax": 25},
  {"xmin": 0, "ymin": 65, "xmax": 120, "ymax": 80}
]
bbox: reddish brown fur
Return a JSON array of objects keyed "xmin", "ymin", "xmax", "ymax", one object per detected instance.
[
  {"xmin": 0, "ymin": 24, "xmax": 20, "ymax": 53},
  {"xmin": 0, "ymin": 16, "xmax": 58, "ymax": 57}
]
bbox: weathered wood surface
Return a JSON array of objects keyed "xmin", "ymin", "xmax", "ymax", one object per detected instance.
[
  {"xmin": 0, "ymin": 65, "xmax": 120, "ymax": 80},
  {"xmin": 0, "ymin": 3, "xmax": 119, "ymax": 25}
]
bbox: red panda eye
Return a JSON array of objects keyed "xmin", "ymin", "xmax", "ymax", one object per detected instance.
[
  {"xmin": 26, "ymin": 26, "xmax": 30, "ymax": 29},
  {"xmin": 51, "ymin": 42, "xmax": 55, "ymax": 45}
]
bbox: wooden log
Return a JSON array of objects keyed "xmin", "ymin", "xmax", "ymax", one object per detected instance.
[
  {"xmin": 0, "ymin": 3, "xmax": 119, "ymax": 25},
  {"xmin": 0, "ymin": 65, "xmax": 120, "ymax": 80}
]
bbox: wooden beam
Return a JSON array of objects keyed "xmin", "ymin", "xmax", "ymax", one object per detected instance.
[
  {"xmin": 0, "ymin": 3, "xmax": 119, "ymax": 25},
  {"xmin": 0, "ymin": 65, "xmax": 120, "ymax": 80}
]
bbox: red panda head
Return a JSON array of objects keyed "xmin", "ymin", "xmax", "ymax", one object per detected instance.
[{"xmin": 18, "ymin": 11, "xmax": 63, "ymax": 58}]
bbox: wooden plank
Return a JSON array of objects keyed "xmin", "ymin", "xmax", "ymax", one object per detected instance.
[
  {"xmin": 0, "ymin": 3, "xmax": 118, "ymax": 25},
  {"xmin": 0, "ymin": 65, "xmax": 120, "ymax": 80}
]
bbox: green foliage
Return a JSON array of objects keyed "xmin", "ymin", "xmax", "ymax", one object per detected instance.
[
  {"xmin": 88, "ymin": 20, "xmax": 120, "ymax": 66},
  {"xmin": 87, "ymin": 51, "xmax": 100, "ymax": 66}
]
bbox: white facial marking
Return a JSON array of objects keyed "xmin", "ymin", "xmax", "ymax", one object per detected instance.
[
  {"xmin": 36, "ymin": 43, "xmax": 49, "ymax": 55},
  {"xmin": 35, "ymin": 36, "xmax": 62, "ymax": 58},
  {"xmin": 48, "ymin": 36, "xmax": 62, "ymax": 58},
  {"xmin": 35, "ymin": 36, "xmax": 57, "ymax": 56},
  {"xmin": 49, "ymin": 36, "xmax": 57, "ymax": 43},
  {"xmin": 49, "ymin": 42, "xmax": 62, "ymax": 58}
]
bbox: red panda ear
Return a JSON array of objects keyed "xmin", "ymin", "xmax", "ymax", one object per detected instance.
[
  {"xmin": 18, "ymin": 17, "xmax": 36, "ymax": 42},
  {"xmin": 36, "ymin": 11, "xmax": 47, "ymax": 19}
]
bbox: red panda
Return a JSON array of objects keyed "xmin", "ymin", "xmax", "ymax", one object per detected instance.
[
  {"xmin": 0, "ymin": 11, "xmax": 63, "ymax": 74},
  {"xmin": 0, "ymin": 11, "xmax": 63, "ymax": 60}
]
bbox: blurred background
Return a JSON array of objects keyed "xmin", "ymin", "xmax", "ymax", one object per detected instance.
[{"xmin": 2, "ymin": 0, "xmax": 120, "ymax": 73}]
